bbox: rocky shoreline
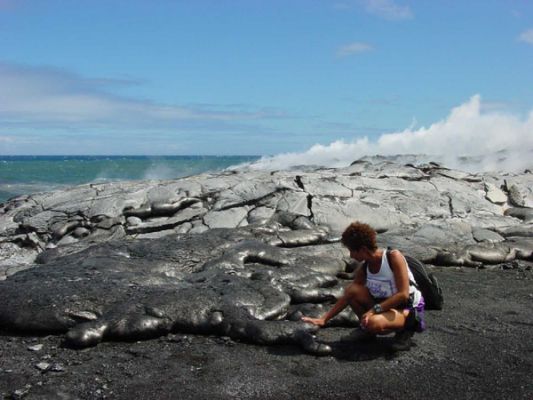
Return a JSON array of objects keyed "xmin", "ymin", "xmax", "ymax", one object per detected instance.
[{"xmin": 1, "ymin": 157, "xmax": 532, "ymax": 399}]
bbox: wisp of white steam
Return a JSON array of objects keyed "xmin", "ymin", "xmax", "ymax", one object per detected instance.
[{"xmin": 248, "ymin": 95, "xmax": 533, "ymax": 172}]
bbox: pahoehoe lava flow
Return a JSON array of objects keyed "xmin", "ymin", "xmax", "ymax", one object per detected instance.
[{"xmin": 0, "ymin": 157, "xmax": 532, "ymax": 355}]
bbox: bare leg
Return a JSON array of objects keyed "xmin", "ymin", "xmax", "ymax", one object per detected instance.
[
  {"xmin": 343, "ymin": 283, "xmax": 375, "ymax": 319},
  {"xmin": 364, "ymin": 309, "xmax": 410, "ymax": 334}
]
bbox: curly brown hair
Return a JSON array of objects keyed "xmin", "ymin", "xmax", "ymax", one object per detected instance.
[{"xmin": 341, "ymin": 222, "xmax": 377, "ymax": 251}]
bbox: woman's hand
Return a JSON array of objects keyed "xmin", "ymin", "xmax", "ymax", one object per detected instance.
[
  {"xmin": 360, "ymin": 309, "xmax": 375, "ymax": 329},
  {"xmin": 301, "ymin": 316, "xmax": 326, "ymax": 327}
]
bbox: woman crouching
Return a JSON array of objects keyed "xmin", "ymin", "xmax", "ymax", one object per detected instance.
[{"xmin": 302, "ymin": 221, "xmax": 425, "ymax": 351}]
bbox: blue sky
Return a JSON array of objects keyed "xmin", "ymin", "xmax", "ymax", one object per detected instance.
[{"xmin": 0, "ymin": 0, "xmax": 532, "ymax": 156}]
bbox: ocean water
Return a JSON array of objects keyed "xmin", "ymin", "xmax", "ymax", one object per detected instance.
[{"xmin": 0, "ymin": 155, "xmax": 260, "ymax": 203}]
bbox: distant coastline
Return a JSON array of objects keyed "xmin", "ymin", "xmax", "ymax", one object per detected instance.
[
  {"xmin": 0, "ymin": 155, "xmax": 261, "ymax": 203},
  {"xmin": 0, "ymin": 155, "xmax": 261, "ymax": 161}
]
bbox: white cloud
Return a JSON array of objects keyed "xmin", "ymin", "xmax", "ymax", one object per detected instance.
[
  {"xmin": 249, "ymin": 95, "xmax": 533, "ymax": 172},
  {"xmin": 518, "ymin": 28, "xmax": 533, "ymax": 45},
  {"xmin": 0, "ymin": 135, "xmax": 14, "ymax": 143},
  {"xmin": 0, "ymin": 62, "xmax": 278, "ymax": 130},
  {"xmin": 361, "ymin": 0, "xmax": 413, "ymax": 20},
  {"xmin": 336, "ymin": 42, "xmax": 373, "ymax": 57}
]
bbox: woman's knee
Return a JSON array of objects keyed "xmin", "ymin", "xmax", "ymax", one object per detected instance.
[
  {"xmin": 344, "ymin": 283, "xmax": 368, "ymax": 300},
  {"xmin": 365, "ymin": 310, "xmax": 406, "ymax": 334},
  {"xmin": 364, "ymin": 316, "xmax": 387, "ymax": 334}
]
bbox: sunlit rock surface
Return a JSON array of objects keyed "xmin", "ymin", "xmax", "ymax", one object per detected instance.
[{"xmin": 0, "ymin": 158, "xmax": 532, "ymax": 353}]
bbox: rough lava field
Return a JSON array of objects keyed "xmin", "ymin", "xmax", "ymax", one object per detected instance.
[{"xmin": 0, "ymin": 157, "xmax": 532, "ymax": 399}]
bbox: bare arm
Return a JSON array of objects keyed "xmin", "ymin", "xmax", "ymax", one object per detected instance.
[
  {"xmin": 352, "ymin": 262, "xmax": 367, "ymax": 285},
  {"xmin": 301, "ymin": 296, "xmax": 349, "ymax": 327},
  {"xmin": 302, "ymin": 264, "xmax": 367, "ymax": 327}
]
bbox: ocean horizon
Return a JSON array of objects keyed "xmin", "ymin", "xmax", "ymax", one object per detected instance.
[{"xmin": 0, "ymin": 155, "xmax": 261, "ymax": 203}]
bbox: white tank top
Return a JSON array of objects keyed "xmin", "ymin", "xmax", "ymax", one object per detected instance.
[{"xmin": 366, "ymin": 249, "xmax": 422, "ymax": 307}]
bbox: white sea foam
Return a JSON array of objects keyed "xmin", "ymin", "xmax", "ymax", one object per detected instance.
[
  {"xmin": 244, "ymin": 95, "xmax": 533, "ymax": 173},
  {"xmin": 142, "ymin": 163, "xmax": 177, "ymax": 181}
]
